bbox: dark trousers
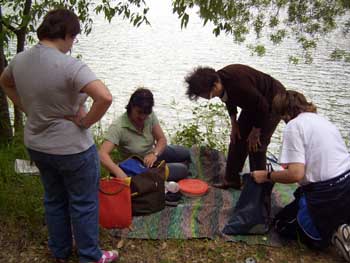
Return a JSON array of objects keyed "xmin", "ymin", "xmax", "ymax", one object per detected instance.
[
  {"xmin": 303, "ymin": 169, "xmax": 350, "ymax": 245},
  {"xmin": 273, "ymin": 189, "xmax": 324, "ymax": 250},
  {"xmin": 274, "ymin": 170, "xmax": 350, "ymax": 249},
  {"xmin": 158, "ymin": 145, "xmax": 191, "ymax": 182},
  {"xmin": 225, "ymin": 111, "xmax": 280, "ymax": 182}
]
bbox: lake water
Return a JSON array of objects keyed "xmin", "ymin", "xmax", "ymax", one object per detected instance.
[{"xmin": 73, "ymin": 0, "xmax": 350, "ymax": 154}]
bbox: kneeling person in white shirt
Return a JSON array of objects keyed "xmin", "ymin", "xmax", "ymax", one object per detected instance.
[{"xmin": 251, "ymin": 90, "xmax": 350, "ymax": 262}]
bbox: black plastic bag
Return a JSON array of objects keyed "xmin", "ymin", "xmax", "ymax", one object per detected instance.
[{"xmin": 222, "ymin": 173, "xmax": 274, "ymax": 235}]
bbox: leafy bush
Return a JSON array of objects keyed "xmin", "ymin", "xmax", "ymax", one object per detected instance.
[{"xmin": 169, "ymin": 101, "xmax": 231, "ymax": 153}]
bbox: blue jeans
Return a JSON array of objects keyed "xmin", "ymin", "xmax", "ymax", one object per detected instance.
[
  {"xmin": 158, "ymin": 145, "xmax": 191, "ymax": 182},
  {"xmin": 28, "ymin": 145, "xmax": 102, "ymax": 263},
  {"xmin": 302, "ymin": 169, "xmax": 350, "ymax": 246}
]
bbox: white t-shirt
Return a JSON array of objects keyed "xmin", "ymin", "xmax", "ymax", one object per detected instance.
[{"xmin": 279, "ymin": 112, "xmax": 350, "ymax": 185}]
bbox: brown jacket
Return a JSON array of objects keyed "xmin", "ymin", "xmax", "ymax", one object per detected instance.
[{"xmin": 217, "ymin": 64, "xmax": 285, "ymax": 128}]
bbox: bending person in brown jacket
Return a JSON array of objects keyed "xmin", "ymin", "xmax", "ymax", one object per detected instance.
[{"xmin": 185, "ymin": 64, "xmax": 286, "ymax": 189}]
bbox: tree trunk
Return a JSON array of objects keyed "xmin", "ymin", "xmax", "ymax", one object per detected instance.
[
  {"xmin": 13, "ymin": 0, "xmax": 32, "ymax": 135},
  {"xmin": 13, "ymin": 27, "xmax": 24, "ymax": 135},
  {"xmin": 0, "ymin": 88, "xmax": 13, "ymax": 144},
  {"xmin": 0, "ymin": 6, "xmax": 14, "ymax": 143}
]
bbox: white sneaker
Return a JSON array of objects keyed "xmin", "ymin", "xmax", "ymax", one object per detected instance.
[{"xmin": 332, "ymin": 224, "xmax": 350, "ymax": 262}]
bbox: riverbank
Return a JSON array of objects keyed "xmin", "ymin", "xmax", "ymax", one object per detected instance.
[
  {"xmin": 0, "ymin": 220, "xmax": 343, "ymax": 262},
  {"xmin": 0, "ymin": 138, "xmax": 345, "ymax": 263}
]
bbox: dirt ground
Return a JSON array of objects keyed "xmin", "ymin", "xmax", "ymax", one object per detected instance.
[{"xmin": 0, "ymin": 221, "xmax": 345, "ymax": 263}]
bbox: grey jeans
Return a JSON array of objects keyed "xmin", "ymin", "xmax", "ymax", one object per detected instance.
[{"xmin": 158, "ymin": 145, "xmax": 191, "ymax": 182}]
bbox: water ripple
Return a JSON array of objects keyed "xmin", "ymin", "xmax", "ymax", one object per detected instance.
[{"xmin": 73, "ymin": 0, "xmax": 350, "ymax": 152}]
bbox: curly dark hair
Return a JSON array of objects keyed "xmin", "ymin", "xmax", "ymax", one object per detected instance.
[
  {"xmin": 184, "ymin": 66, "xmax": 219, "ymax": 100},
  {"xmin": 126, "ymin": 88, "xmax": 154, "ymax": 115},
  {"xmin": 37, "ymin": 9, "xmax": 81, "ymax": 41},
  {"xmin": 272, "ymin": 90, "xmax": 317, "ymax": 120}
]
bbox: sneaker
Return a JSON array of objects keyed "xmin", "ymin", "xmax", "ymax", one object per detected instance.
[
  {"xmin": 332, "ymin": 224, "xmax": 350, "ymax": 262},
  {"xmin": 96, "ymin": 250, "xmax": 119, "ymax": 263}
]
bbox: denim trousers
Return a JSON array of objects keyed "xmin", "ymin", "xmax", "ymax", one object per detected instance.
[
  {"xmin": 302, "ymin": 169, "xmax": 350, "ymax": 246},
  {"xmin": 28, "ymin": 145, "xmax": 102, "ymax": 262},
  {"xmin": 158, "ymin": 145, "xmax": 191, "ymax": 182}
]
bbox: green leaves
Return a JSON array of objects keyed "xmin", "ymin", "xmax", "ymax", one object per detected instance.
[
  {"xmin": 180, "ymin": 13, "xmax": 189, "ymax": 29},
  {"xmin": 247, "ymin": 44, "xmax": 266, "ymax": 56},
  {"xmin": 270, "ymin": 29, "xmax": 286, "ymax": 45},
  {"xmin": 170, "ymin": 101, "xmax": 230, "ymax": 153},
  {"xmin": 171, "ymin": 0, "xmax": 350, "ymax": 63},
  {"xmin": 0, "ymin": 0, "xmax": 151, "ymax": 142},
  {"xmin": 0, "ymin": 0, "xmax": 150, "ymax": 58},
  {"xmin": 330, "ymin": 48, "xmax": 350, "ymax": 62},
  {"xmin": 173, "ymin": 0, "xmax": 191, "ymax": 29},
  {"xmin": 94, "ymin": 1, "xmax": 149, "ymax": 26}
]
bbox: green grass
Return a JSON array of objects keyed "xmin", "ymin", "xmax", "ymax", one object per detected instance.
[
  {"xmin": 0, "ymin": 137, "xmax": 45, "ymax": 233},
  {"xmin": 0, "ymin": 130, "xmax": 345, "ymax": 262}
]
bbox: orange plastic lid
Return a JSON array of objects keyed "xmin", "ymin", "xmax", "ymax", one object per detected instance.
[{"xmin": 178, "ymin": 179, "xmax": 209, "ymax": 197}]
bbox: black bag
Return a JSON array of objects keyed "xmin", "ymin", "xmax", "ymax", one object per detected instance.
[
  {"xmin": 130, "ymin": 160, "xmax": 166, "ymax": 216},
  {"xmin": 273, "ymin": 188, "xmax": 325, "ymax": 249},
  {"xmin": 222, "ymin": 173, "xmax": 274, "ymax": 235},
  {"xmin": 273, "ymin": 197, "xmax": 299, "ymax": 239}
]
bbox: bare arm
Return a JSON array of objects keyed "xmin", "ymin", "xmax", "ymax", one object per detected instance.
[
  {"xmin": 66, "ymin": 80, "xmax": 112, "ymax": 128},
  {"xmin": 143, "ymin": 123, "xmax": 167, "ymax": 167},
  {"xmin": 0, "ymin": 71, "xmax": 26, "ymax": 113},
  {"xmin": 99, "ymin": 140, "xmax": 128, "ymax": 178},
  {"xmin": 251, "ymin": 163, "xmax": 305, "ymax": 184}
]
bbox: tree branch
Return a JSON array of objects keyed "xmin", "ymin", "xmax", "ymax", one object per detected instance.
[{"xmin": 0, "ymin": 19, "xmax": 18, "ymax": 34}]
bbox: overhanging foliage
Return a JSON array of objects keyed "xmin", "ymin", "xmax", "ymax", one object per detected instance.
[{"xmin": 172, "ymin": 0, "xmax": 350, "ymax": 63}]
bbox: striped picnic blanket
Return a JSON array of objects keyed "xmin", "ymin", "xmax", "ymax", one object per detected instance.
[{"xmin": 110, "ymin": 146, "xmax": 296, "ymax": 246}]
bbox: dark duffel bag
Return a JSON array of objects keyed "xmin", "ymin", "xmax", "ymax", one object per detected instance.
[{"xmin": 130, "ymin": 160, "xmax": 167, "ymax": 216}]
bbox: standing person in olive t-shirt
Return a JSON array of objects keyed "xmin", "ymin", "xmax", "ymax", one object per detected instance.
[{"xmin": 184, "ymin": 64, "xmax": 286, "ymax": 189}]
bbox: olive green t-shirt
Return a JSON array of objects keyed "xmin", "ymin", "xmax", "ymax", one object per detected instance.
[{"xmin": 105, "ymin": 112, "xmax": 159, "ymax": 160}]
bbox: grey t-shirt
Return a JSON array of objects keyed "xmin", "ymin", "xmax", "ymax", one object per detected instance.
[{"xmin": 4, "ymin": 44, "xmax": 98, "ymax": 154}]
